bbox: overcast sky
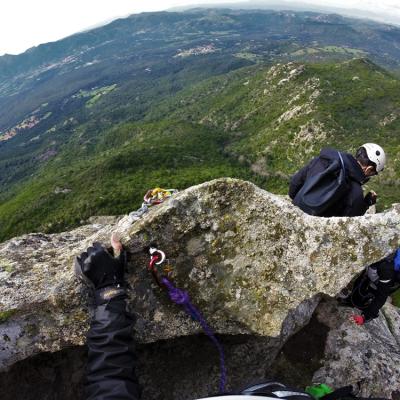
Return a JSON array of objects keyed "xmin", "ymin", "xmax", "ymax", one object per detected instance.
[{"xmin": 1, "ymin": 0, "xmax": 400, "ymax": 56}]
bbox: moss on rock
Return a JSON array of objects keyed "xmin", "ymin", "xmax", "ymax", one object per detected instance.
[{"xmin": 0, "ymin": 310, "xmax": 16, "ymax": 324}]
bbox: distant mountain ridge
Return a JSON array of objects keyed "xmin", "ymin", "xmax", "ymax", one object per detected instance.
[{"xmin": 171, "ymin": 1, "xmax": 400, "ymax": 26}]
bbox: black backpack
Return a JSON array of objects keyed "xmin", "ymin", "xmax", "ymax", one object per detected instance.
[{"xmin": 293, "ymin": 152, "xmax": 347, "ymax": 216}]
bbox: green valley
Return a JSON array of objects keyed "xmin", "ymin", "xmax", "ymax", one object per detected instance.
[{"xmin": 1, "ymin": 9, "xmax": 400, "ymax": 240}]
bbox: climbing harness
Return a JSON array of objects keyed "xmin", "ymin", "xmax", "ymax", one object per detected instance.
[
  {"xmin": 128, "ymin": 188, "xmax": 178, "ymax": 222},
  {"xmin": 148, "ymin": 247, "xmax": 227, "ymax": 393}
]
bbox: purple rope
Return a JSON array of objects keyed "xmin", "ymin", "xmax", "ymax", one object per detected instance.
[{"xmin": 161, "ymin": 277, "xmax": 227, "ymax": 393}]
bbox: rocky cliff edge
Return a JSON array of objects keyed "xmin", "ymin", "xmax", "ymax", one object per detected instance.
[{"xmin": 1, "ymin": 178, "xmax": 399, "ymax": 375}]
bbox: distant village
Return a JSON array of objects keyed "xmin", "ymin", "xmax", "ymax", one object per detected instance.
[
  {"xmin": 0, "ymin": 116, "xmax": 40, "ymax": 142},
  {"xmin": 0, "ymin": 105, "xmax": 51, "ymax": 142},
  {"xmin": 175, "ymin": 44, "xmax": 218, "ymax": 58}
]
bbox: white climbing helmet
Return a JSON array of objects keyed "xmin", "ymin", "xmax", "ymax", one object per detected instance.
[{"xmin": 361, "ymin": 143, "xmax": 386, "ymax": 173}]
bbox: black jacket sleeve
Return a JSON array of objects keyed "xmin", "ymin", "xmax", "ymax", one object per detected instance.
[
  {"xmin": 340, "ymin": 184, "xmax": 369, "ymax": 217},
  {"xmin": 86, "ymin": 298, "xmax": 140, "ymax": 400}
]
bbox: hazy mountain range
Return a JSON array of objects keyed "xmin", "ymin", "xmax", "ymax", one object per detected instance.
[{"xmin": 171, "ymin": 1, "xmax": 400, "ymax": 26}]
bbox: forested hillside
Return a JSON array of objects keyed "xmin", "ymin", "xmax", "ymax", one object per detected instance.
[{"xmin": 1, "ymin": 9, "xmax": 400, "ymax": 240}]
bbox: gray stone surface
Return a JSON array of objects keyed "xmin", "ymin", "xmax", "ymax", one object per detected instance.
[
  {"xmin": 1, "ymin": 178, "xmax": 399, "ymax": 375},
  {"xmin": 313, "ymin": 298, "xmax": 400, "ymax": 399}
]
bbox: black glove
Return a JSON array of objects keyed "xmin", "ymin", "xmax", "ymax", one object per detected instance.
[
  {"xmin": 364, "ymin": 191, "xmax": 377, "ymax": 206},
  {"xmin": 75, "ymin": 242, "xmax": 127, "ymax": 304}
]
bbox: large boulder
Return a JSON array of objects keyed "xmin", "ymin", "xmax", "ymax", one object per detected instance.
[{"xmin": 1, "ymin": 178, "xmax": 399, "ymax": 374}]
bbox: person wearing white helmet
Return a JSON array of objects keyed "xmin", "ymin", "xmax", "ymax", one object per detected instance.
[{"xmin": 289, "ymin": 143, "xmax": 386, "ymax": 217}]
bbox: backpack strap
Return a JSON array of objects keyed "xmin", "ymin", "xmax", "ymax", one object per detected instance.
[{"xmin": 337, "ymin": 152, "xmax": 346, "ymax": 177}]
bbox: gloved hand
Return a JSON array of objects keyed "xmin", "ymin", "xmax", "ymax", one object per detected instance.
[
  {"xmin": 364, "ymin": 191, "xmax": 377, "ymax": 206},
  {"xmin": 75, "ymin": 242, "xmax": 127, "ymax": 304},
  {"xmin": 351, "ymin": 314, "xmax": 365, "ymax": 325}
]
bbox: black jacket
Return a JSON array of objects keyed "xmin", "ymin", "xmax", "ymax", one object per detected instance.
[
  {"xmin": 289, "ymin": 148, "xmax": 369, "ymax": 217},
  {"xmin": 363, "ymin": 255, "xmax": 400, "ymax": 321},
  {"xmin": 86, "ymin": 298, "xmax": 140, "ymax": 400}
]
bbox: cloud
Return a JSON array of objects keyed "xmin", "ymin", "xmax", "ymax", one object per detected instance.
[{"xmin": 274, "ymin": 0, "xmax": 400, "ymax": 25}]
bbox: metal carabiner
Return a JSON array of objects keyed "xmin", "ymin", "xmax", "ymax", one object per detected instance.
[{"xmin": 149, "ymin": 247, "xmax": 166, "ymax": 264}]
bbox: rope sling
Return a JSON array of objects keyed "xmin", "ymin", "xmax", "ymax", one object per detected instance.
[
  {"xmin": 148, "ymin": 248, "xmax": 227, "ymax": 393},
  {"xmin": 128, "ymin": 188, "xmax": 178, "ymax": 222}
]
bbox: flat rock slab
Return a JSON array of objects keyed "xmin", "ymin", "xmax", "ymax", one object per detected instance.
[{"xmin": 0, "ymin": 178, "xmax": 399, "ymax": 371}]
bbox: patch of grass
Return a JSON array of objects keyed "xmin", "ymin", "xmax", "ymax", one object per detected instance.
[
  {"xmin": 391, "ymin": 289, "xmax": 400, "ymax": 308},
  {"xmin": 71, "ymin": 84, "xmax": 118, "ymax": 108},
  {"xmin": 320, "ymin": 46, "xmax": 366, "ymax": 56},
  {"xmin": 234, "ymin": 52, "xmax": 261, "ymax": 61}
]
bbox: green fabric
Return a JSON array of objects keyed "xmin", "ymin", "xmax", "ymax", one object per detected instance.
[{"xmin": 306, "ymin": 384, "xmax": 334, "ymax": 399}]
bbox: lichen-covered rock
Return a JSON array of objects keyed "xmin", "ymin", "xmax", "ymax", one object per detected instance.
[
  {"xmin": 0, "ymin": 178, "xmax": 399, "ymax": 372},
  {"xmin": 313, "ymin": 299, "xmax": 400, "ymax": 399}
]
